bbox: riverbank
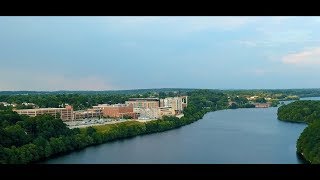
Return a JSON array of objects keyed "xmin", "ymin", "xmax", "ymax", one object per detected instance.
[
  {"xmin": 67, "ymin": 119, "xmax": 157, "ymax": 129},
  {"xmin": 0, "ymin": 90, "xmax": 228, "ymax": 164},
  {"xmin": 43, "ymin": 107, "xmax": 307, "ymax": 164},
  {"xmin": 277, "ymin": 97, "xmax": 320, "ymax": 164},
  {"xmin": 298, "ymin": 152, "xmax": 311, "ymax": 164},
  {"xmin": 34, "ymin": 109, "xmax": 220, "ymax": 164}
]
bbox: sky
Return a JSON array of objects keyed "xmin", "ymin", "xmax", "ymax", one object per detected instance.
[{"xmin": 1, "ymin": 16, "xmax": 320, "ymax": 91}]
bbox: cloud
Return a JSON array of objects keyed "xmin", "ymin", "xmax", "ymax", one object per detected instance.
[
  {"xmin": 282, "ymin": 47, "xmax": 320, "ymax": 65},
  {"xmin": 236, "ymin": 29, "xmax": 317, "ymax": 48},
  {"xmin": 234, "ymin": 17, "xmax": 320, "ymax": 48}
]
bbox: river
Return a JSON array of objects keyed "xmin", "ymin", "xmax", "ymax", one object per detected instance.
[{"xmin": 43, "ymin": 97, "xmax": 320, "ymax": 164}]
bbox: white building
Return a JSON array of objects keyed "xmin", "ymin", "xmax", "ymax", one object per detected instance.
[{"xmin": 159, "ymin": 96, "xmax": 188, "ymax": 114}]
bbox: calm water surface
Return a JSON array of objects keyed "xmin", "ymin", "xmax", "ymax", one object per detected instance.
[{"xmin": 43, "ymin": 97, "xmax": 319, "ymax": 164}]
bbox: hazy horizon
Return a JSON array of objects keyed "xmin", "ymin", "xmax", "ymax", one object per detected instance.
[
  {"xmin": 1, "ymin": 87, "xmax": 320, "ymax": 92},
  {"xmin": 1, "ymin": 16, "xmax": 320, "ymax": 91}
]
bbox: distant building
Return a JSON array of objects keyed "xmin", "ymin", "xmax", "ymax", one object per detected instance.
[
  {"xmin": 22, "ymin": 102, "xmax": 36, "ymax": 106},
  {"xmin": 158, "ymin": 107, "xmax": 176, "ymax": 118},
  {"xmin": 73, "ymin": 108, "xmax": 102, "ymax": 120},
  {"xmin": 93, "ymin": 104, "xmax": 136, "ymax": 118},
  {"xmin": 254, "ymin": 103, "xmax": 271, "ymax": 108},
  {"xmin": 247, "ymin": 96, "xmax": 259, "ymax": 101},
  {"xmin": 124, "ymin": 96, "xmax": 188, "ymax": 119},
  {"xmin": 14, "ymin": 105, "xmax": 74, "ymax": 121},
  {"xmin": 125, "ymin": 98, "xmax": 160, "ymax": 119},
  {"xmin": 159, "ymin": 96, "xmax": 188, "ymax": 114},
  {"xmin": 137, "ymin": 108, "xmax": 159, "ymax": 119},
  {"xmin": 0, "ymin": 102, "xmax": 10, "ymax": 107},
  {"xmin": 125, "ymin": 98, "xmax": 160, "ymax": 109}
]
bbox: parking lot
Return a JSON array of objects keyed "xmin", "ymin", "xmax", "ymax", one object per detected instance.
[{"xmin": 65, "ymin": 118, "xmax": 132, "ymax": 129}]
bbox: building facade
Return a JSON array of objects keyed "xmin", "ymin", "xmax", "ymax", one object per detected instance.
[
  {"xmin": 93, "ymin": 104, "xmax": 136, "ymax": 118},
  {"xmin": 125, "ymin": 98, "xmax": 159, "ymax": 109},
  {"xmin": 73, "ymin": 108, "xmax": 102, "ymax": 120},
  {"xmin": 159, "ymin": 96, "xmax": 188, "ymax": 114},
  {"xmin": 14, "ymin": 105, "xmax": 74, "ymax": 121},
  {"xmin": 137, "ymin": 108, "xmax": 159, "ymax": 119},
  {"xmin": 158, "ymin": 107, "xmax": 176, "ymax": 118}
]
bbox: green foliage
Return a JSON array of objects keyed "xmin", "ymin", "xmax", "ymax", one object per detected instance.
[
  {"xmin": 277, "ymin": 100, "xmax": 320, "ymax": 163},
  {"xmin": 231, "ymin": 96, "xmax": 248, "ymax": 105},
  {"xmin": 254, "ymin": 97, "xmax": 267, "ymax": 103},
  {"xmin": 297, "ymin": 120, "xmax": 320, "ymax": 164},
  {"xmin": 229, "ymin": 103, "xmax": 238, "ymax": 109},
  {"xmin": 0, "ymin": 89, "xmax": 228, "ymax": 164},
  {"xmin": 0, "ymin": 104, "xmax": 12, "ymax": 111},
  {"xmin": 277, "ymin": 100, "xmax": 320, "ymax": 123},
  {"xmin": 0, "ymin": 89, "xmax": 192, "ymax": 111},
  {"xmin": 15, "ymin": 104, "xmax": 35, "ymax": 109},
  {"xmin": 270, "ymin": 99, "xmax": 280, "ymax": 107}
]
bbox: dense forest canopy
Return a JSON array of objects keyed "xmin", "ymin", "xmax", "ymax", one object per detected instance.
[
  {"xmin": 1, "ymin": 88, "xmax": 315, "ymax": 111},
  {"xmin": 297, "ymin": 120, "xmax": 320, "ymax": 164},
  {"xmin": 277, "ymin": 99, "xmax": 320, "ymax": 164},
  {"xmin": 224, "ymin": 88, "xmax": 320, "ymax": 98},
  {"xmin": 0, "ymin": 91, "xmax": 189, "ymax": 111},
  {"xmin": 277, "ymin": 100, "xmax": 320, "ymax": 123}
]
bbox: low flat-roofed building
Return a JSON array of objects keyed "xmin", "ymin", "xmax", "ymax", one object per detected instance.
[
  {"xmin": 158, "ymin": 107, "xmax": 175, "ymax": 118},
  {"xmin": 254, "ymin": 103, "xmax": 271, "ymax": 108},
  {"xmin": 93, "ymin": 104, "xmax": 136, "ymax": 118},
  {"xmin": 14, "ymin": 105, "xmax": 74, "ymax": 121},
  {"xmin": 73, "ymin": 108, "xmax": 102, "ymax": 120},
  {"xmin": 138, "ymin": 108, "xmax": 159, "ymax": 119}
]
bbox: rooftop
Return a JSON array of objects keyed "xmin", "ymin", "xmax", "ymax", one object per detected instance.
[
  {"xmin": 128, "ymin": 98, "xmax": 159, "ymax": 101},
  {"xmin": 94, "ymin": 103, "xmax": 128, "ymax": 107},
  {"xmin": 14, "ymin": 107, "xmax": 68, "ymax": 111}
]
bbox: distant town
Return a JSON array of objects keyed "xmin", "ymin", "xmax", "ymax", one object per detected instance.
[
  {"xmin": 0, "ymin": 90, "xmax": 302, "ymax": 129},
  {"xmin": 1, "ymin": 96, "xmax": 188, "ymax": 128},
  {"xmin": 1, "ymin": 88, "xmax": 319, "ymax": 164}
]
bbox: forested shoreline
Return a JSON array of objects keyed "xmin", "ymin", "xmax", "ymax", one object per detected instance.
[
  {"xmin": 277, "ymin": 100, "xmax": 320, "ymax": 123},
  {"xmin": 0, "ymin": 90, "xmax": 228, "ymax": 164},
  {"xmin": 277, "ymin": 100, "xmax": 320, "ymax": 163}
]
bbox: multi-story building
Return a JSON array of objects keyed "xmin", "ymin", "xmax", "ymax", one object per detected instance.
[
  {"xmin": 125, "ymin": 98, "xmax": 159, "ymax": 109},
  {"xmin": 73, "ymin": 108, "xmax": 102, "ymax": 120},
  {"xmin": 93, "ymin": 104, "xmax": 136, "ymax": 118},
  {"xmin": 14, "ymin": 105, "xmax": 74, "ymax": 121},
  {"xmin": 125, "ymin": 98, "xmax": 160, "ymax": 119},
  {"xmin": 159, "ymin": 96, "xmax": 188, "ymax": 114}
]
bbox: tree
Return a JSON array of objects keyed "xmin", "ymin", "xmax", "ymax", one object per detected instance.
[{"xmin": 229, "ymin": 103, "xmax": 238, "ymax": 109}]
